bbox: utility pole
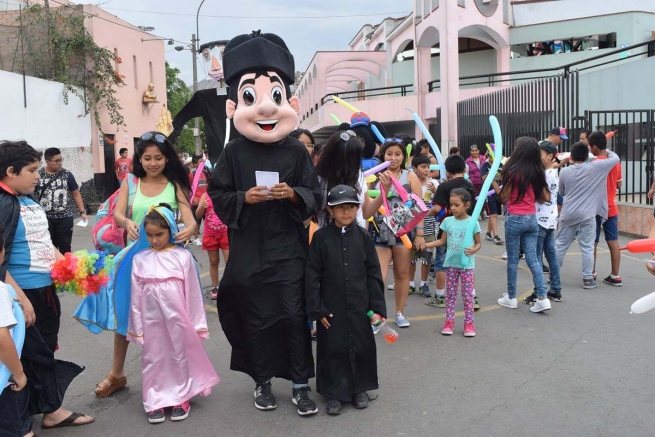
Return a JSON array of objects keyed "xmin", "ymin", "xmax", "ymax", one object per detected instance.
[
  {"xmin": 192, "ymin": 33, "xmax": 201, "ymax": 155},
  {"xmin": 43, "ymin": 0, "xmax": 53, "ymax": 78}
]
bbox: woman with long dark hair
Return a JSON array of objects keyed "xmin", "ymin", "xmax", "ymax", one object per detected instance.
[
  {"xmin": 369, "ymin": 139, "xmax": 425, "ymax": 328},
  {"xmin": 497, "ymin": 137, "xmax": 551, "ymax": 313},
  {"xmin": 314, "ymin": 130, "xmax": 388, "ymax": 229},
  {"xmin": 83, "ymin": 131, "xmax": 198, "ymax": 398}
]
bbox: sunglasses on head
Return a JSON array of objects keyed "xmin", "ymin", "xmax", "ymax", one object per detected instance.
[
  {"xmin": 384, "ymin": 138, "xmax": 404, "ymax": 144},
  {"xmin": 340, "ymin": 130, "xmax": 356, "ymax": 143},
  {"xmin": 141, "ymin": 132, "xmax": 167, "ymax": 145}
]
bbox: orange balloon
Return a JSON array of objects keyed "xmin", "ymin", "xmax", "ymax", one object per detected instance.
[
  {"xmin": 620, "ymin": 239, "xmax": 655, "ymax": 253},
  {"xmin": 606, "ymin": 131, "xmax": 616, "ymax": 139}
]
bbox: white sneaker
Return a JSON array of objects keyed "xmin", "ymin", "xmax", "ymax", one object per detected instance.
[
  {"xmin": 498, "ymin": 293, "xmax": 517, "ymax": 309},
  {"xmin": 387, "ymin": 284, "xmax": 395, "ymax": 290},
  {"xmin": 502, "ymin": 252, "xmax": 508, "ymax": 260},
  {"xmin": 394, "ymin": 312, "xmax": 410, "ymax": 327},
  {"xmin": 530, "ymin": 298, "xmax": 552, "ymax": 313},
  {"xmin": 194, "ymin": 239, "xmax": 203, "ymax": 246}
]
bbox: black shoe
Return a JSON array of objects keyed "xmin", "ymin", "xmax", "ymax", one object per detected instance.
[
  {"xmin": 254, "ymin": 382, "xmax": 277, "ymax": 410},
  {"xmin": 542, "ymin": 264, "xmax": 550, "ymax": 274},
  {"xmin": 523, "ymin": 293, "xmax": 537, "ymax": 305},
  {"xmin": 292, "ymin": 387, "xmax": 318, "ymax": 416},
  {"xmin": 326, "ymin": 399, "xmax": 342, "ymax": 415},
  {"xmin": 352, "ymin": 392, "xmax": 370, "ymax": 409},
  {"xmin": 547, "ymin": 291, "xmax": 562, "ymax": 302}
]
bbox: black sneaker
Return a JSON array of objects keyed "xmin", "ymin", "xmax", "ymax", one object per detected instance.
[
  {"xmin": 326, "ymin": 399, "xmax": 342, "ymax": 415},
  {"xmin": 603, "ymin": 275, "xmax": 622, "ymax": 287},
  {"xmin": 352, "ymin": 392, "xmax": 370, "ymax": 409},
  {"xmin": 547, "ymin": 291, "xmax": 562, "ymax": 302},
  {"xmin": 292, "ymin": 387, "xmax": 318, "ymax": 416},
  {"xmin": 523, "ymin": 293, "xmax": 537, "ymax": 305},
  {"xmin": 254, "ymin": 382, "xmax": 277, "ymax": 410},
  {"xmin": 542, "ymin": 264, "xmax": 550, "ymax": 274}
]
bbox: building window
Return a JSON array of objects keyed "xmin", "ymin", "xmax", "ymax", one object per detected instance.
[{"xmin": 133, "ymin": 55, "xmax": 138, "ymax": 89}]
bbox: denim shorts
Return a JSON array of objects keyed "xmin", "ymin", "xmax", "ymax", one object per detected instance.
[
  {"xmin": 557, "ymin": 193, "xmax": 563, "ymax": 206},
  {"xmin": 595, "ymin": 215, "xmax": 619, "ymax": 243},
  {"xmin": 486, "ymin": 194, "xmax": 502, "ymax": 215},
  {"xmin": 433, "ymin": 245, "xmax": 447, "ymax": 273}
]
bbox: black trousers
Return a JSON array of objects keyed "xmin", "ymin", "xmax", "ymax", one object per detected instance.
[
  {"xmin": 0, "ymin": 388, "xmax": 25, "ymax": 437},
  {"xmin": 47, "ymin": 216, "xmax": 74, "ymax": 254}
]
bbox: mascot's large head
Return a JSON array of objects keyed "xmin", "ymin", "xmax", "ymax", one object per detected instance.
[
  {"xmin": 224, "ymin": 30, "xmax": 300, "ymax": 144},
  {"xmin": 337, "ymin": 112, "xmax": 387, "ymax": 160}
]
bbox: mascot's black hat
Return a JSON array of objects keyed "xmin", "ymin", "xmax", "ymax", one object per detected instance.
[{"xmin": 223, "ymin": 30, "xmax": 295, "ymax": 86}]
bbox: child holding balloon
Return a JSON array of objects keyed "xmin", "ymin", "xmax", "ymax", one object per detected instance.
[{"xmin": 425, "ymin": 188, "xmax": 481, "ymax": 336}]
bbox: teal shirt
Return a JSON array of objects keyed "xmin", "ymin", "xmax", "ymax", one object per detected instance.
[{"xmin": 440, "ymin": 216, "xmax": 481, "ymax": 269}]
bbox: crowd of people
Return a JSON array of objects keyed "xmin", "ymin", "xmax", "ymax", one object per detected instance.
[{"xmin": 0, "ymin": 27, "xmax": 634, "ymax": 436}]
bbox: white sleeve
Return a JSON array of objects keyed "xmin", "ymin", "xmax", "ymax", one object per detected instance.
[{"xmin": 0, "ymin": 283, "xmax": 17, "ymax": 329}]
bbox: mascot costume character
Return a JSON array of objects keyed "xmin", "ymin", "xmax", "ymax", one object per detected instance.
[{"xmin": 207, "ymin": 31, "xmax": 320, "ymax": 416}]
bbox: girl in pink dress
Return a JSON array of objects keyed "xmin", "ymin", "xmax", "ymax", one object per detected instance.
[{"xmin": 127, "ymin": 204, "xmax": 219, "ymax": 424}]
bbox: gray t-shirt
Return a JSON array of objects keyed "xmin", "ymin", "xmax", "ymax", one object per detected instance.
[{"xmin": 558, "ymin": 150, "xmax": 619, "ymax": 228}]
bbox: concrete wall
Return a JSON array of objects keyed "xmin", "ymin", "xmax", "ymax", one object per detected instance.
[{"xmin": 0, "ymin": 69, "xmax": 94, "ymax": 182}]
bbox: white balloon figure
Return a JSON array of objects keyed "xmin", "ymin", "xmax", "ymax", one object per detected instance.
[{"xmin": 630, "ymin": 291, "xmax": 655, "ymax": 314}]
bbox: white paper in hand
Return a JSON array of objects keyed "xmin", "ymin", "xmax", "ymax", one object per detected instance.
[
  {"xmin": 255, "ymin": 171, "xmax": 279, "ymax": 194},
  {"xmin": 76, "ymin": 219, "xmax": 89, "ymax": 227}
]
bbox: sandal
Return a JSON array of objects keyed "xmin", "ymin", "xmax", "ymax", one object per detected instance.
[
  {"xmin": 95, "ymin": 374, "xmax": 127, "ymax": 398},
  {"xmin": 42, "ymin": 412, "xmax": 95, "ymax": 429}
]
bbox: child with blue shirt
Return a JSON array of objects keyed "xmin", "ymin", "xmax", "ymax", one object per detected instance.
[{"xmin": 426, "ymin": 188, "xmax": 481, "ymax": 337}]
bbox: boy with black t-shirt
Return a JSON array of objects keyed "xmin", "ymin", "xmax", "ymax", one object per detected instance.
[{"xmin": 425, "ymin": 155, "xmax": 478, "ymax": 309}]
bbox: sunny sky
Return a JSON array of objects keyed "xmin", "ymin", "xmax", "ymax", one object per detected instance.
[{"xmin": 88, "ymin": 0, "xmax": 412, "ymax": 85}]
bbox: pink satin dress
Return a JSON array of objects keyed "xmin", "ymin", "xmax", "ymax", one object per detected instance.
[{"xmin": 127, "ymin": 246, "xmax": 219, "ymax": 411}]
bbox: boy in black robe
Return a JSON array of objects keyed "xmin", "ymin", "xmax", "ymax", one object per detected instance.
[
  {"xmin": 305, "ymin": 185, "xmax": 386, "ymax": 415},
  {"xmin": 208, "ymin": 31, "xmax": 320, "ymax": 416}
]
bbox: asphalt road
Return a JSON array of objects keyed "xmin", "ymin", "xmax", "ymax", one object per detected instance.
[{"xmin": 37, "ymin": 217, "xmax": 655, "ymax": 437}]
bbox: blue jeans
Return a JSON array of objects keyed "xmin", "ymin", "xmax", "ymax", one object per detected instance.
[
  {"xmin": 536, "ymin": 227, "xmax": 561, "ymax": 293},
  {"xmin": 505, "ymin": 214, "xmax": 547, "ymax": 299}
]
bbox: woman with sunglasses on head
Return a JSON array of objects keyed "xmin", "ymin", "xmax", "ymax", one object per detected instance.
[
  {"xmin": 91, "ymin": 131, "xmax": 197, "ymax": 398},
  {"xmin": 369, "ymin": 138, "xmax": 426, "ymax": 328}
]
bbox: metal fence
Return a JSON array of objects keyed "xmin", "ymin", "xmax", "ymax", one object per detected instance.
[{"xmin": 457, "ymin": 71, "xmax": 580, "ymax": 158}]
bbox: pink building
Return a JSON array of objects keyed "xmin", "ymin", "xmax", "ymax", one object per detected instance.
[
  {"xmin": 0, "ymin": 0, "xmax": 166, "ymax": 197},
  {"xmin": 298, "ymin": 0, "xmax": 655, "ymax": 150}
]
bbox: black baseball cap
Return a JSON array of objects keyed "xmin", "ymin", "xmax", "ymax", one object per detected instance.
[
  {"xmin": 327, "ymin": 185, "xmax": 361, "ymax": 206},
  {"xmin": 539, "ymin": 141, "xmax": 558, "ymax": 156},
  {"xmin": 549, "ymin": 127, "xmax": 569, "ymax": 140}
]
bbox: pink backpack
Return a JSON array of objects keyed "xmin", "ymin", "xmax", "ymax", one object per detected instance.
[{"xmin": 92, "ymin": 175, "xmax": 138, "ymax": 254}]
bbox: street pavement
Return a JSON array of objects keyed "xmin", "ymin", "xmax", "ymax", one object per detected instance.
[{"xmin": 40, "ymin": 217, "xmax": 655, "ymax": 437}]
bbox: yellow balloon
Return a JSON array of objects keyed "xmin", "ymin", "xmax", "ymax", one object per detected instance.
[{"xmin": 332, "ymin": 96, "xmax": 360, "ymax": 114}]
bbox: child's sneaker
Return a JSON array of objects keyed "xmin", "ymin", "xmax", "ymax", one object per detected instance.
[
  {"xmin": 498, "ymin": 293, "xmax": 517, "ymax": 308},
  {"xmin": 523, "ymin": 292, "xmax": 537, "ymax": 305},
  {"xmin": 292, "ymin": 387, "xmax": 318, "ymax": 416},
  {"xmin": 170, "ymin": 401, "xmax": 190, "ymax": 421},
  {"xmin": 425, "ymin": 295, "xmax": 445, "ymax": 308},
  {"xmin": 193, "ymin": 239, "xmax": 203, "ymax": 246},
  {"xmin": 148, "ymin": 408, "xmax": 165, "ymax": 424},
  {"xmin": 502, "ymin": 251, "xmax": 508, "ymax": 260},
  {"xmin": 530, "ymin": 298, "xmax": 552, "ymax": 313},
  {"xmin": 428, "ymin": 272, "xmax": 436, "ymax": 283},
  {"xmin": 441, "ymin": 320, "xmax": 454, "ymax": 335},
  {"xmin": 210, "ymin": 287, "xmax": 218, "ymax": 300},
  {"xmin": 547, "ymin": 291, "xmax": 562, "ymax": 302},
  {"xmin": 583, "ymin": 279, "xmax": 598, "ymax": 289},
  {"xmin": 419, "ymin": 283, "xmax": 431, "ymax": 298},
  {"xmin": 408, "ymin": 285, "xmax": 417, "ymax": 295},
  {"xmin": 254, "ymin": 381, "xmax": 277, "ymax": 410},
  {"xmin": 492, "ymin": 236, "xmax": 503, "ymax": 245},
  {"xmin": 387, "ymin": 284, "xmax": 395, "ymax": 290},
  {"xmin": 485, "ymin": 232, "xmax": 494, "ymax": 241},
  {"xmin": 603, "ymin": 275, "xmax": 622, "ymax": 287},
  {"xmin": 463, "ymin": 321, "xmax": 476, "ymax": 337},
  {"xmin": 473, "ymin": 296, "xmax": 480, "ymax": 310}
]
